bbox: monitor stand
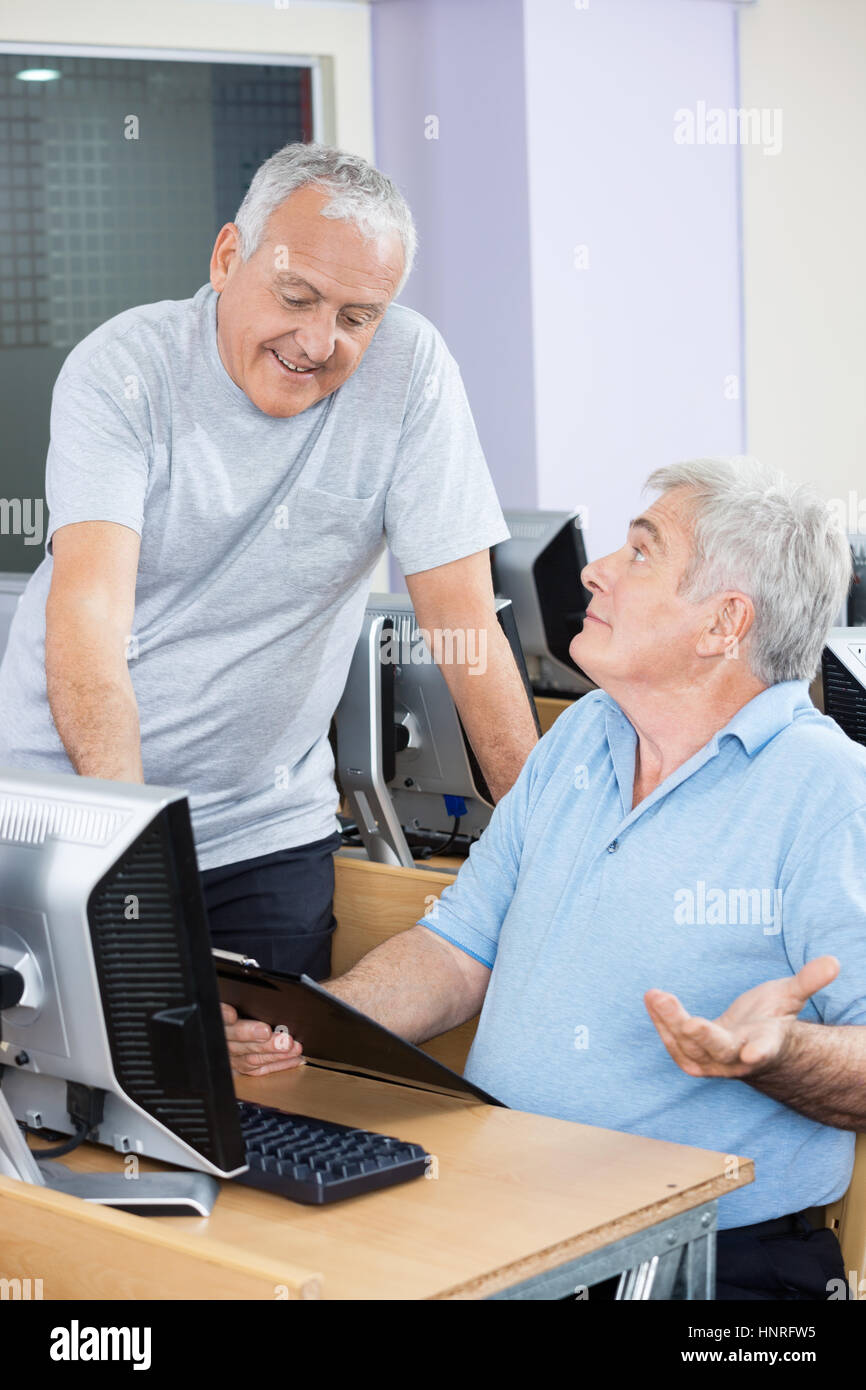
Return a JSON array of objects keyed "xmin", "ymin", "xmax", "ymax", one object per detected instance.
[
  {"xmin": 37, "ymin": 1159, "xmax": 219, "ymax": 1216},
  {"xmin": 0, "ymin": 1087, "xmax": 218, "ymax": 1216}
]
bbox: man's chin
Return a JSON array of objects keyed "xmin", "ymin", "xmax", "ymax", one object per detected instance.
[
  {"xmin": 250, "ymin": 384, "xmax": 322, "ymax": 418},
  {"xmin": 569, "ymin": 629, "xmax": 606, "ymax": 684}
]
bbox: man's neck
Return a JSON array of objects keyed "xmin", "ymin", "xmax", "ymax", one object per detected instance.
[{"xmin": 604, "ymin": 674, "xmax": 768, "ymax": 809}]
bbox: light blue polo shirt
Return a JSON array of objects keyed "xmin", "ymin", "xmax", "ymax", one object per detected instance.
[{"xmin": 419, "ymin": 682, "xmax": 866, "ymax": 1228}]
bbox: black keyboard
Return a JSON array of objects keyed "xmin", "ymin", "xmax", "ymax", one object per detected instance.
[{"xmin": 233, "ymin": 1099, "xmax": 430, "ymax": 1205}]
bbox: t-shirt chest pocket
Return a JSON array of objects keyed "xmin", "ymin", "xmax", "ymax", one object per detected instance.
[{"xmin": 281, "ymin": 483, "xmax": 386, "ymax": 600}]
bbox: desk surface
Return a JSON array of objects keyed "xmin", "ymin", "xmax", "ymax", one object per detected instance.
[{"xmin": 11, "ymin": 1066, "xmax": 752, "ymax": 1301}]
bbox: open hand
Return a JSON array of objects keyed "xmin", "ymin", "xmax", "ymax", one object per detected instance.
[{"xmin": 644, "ymin": 955, "xmax": 840, "ymax": 1079}]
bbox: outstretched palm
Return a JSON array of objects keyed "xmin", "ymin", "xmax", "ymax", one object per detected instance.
[{"xmin": 644, "ymin": 955, "xmax": 840, "ymax": 1079}]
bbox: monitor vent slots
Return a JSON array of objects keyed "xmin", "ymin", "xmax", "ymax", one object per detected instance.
[
  {"xmin": 822, "ymin": 649, "xmax": 866, "ymax": 747},
  {"xmin": 87, "ymin": 819, "xmax": 215, "ymax": 1155}
]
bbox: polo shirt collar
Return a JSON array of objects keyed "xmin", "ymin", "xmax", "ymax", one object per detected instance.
[
  {"xmin": 597, "ymin": 679, "xmax": 811, "ymax": 828},
  {"xmin": 717, "ymin": 679, "xmax": 811, "ymax": 756}
]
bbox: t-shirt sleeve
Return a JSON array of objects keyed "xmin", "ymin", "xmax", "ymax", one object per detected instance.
[
  {"xmin": 384, "ymin": 323, "xmax": 509, "ymax": 576},
  {"xmin": 45, "ymin": 358, "xmax": 151, "ymax": 554},
  {"xmin": 780, "ymin": 805, "xmax": 866, "ymax": 1027},
  {"xmin": 417, "ymin": 716, "xmax": 567, "ymax": 967}
]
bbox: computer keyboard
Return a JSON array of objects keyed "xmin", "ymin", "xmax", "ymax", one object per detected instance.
[{"xmin": 233, "ymin": 1099, "xmax": 430, "ymax": 1205}]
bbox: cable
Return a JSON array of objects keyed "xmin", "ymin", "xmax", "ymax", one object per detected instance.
[
  {"xmin": 27, "ymin": 1118, "xmax": 88, "ymax": 1159},
  {"xmin": 428, "ymin": 816, "xmax": 461, "ymax": 858}
]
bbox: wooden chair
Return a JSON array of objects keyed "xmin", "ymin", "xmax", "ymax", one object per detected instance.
[{"xmin": 825, "ymin": 1132, "xmax": 866, "ymax": 1298}]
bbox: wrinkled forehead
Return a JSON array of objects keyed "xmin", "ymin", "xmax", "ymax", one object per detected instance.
[{"xmin": 630, "ymin": 487, "xmax": 698, "ymax": 557}]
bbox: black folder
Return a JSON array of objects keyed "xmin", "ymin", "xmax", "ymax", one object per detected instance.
[{"xmin": 214, "ymin": 952, "xmax": 503, "ymax": 1106}]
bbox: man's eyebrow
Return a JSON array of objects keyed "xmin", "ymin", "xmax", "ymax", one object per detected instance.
[
  {"xmin": 628, "ymin": 515, "xmax": 668, "ymax": 554},
  {"xmin": 272, "ymin": 272, "xmax": 386, "ymax": 314}
]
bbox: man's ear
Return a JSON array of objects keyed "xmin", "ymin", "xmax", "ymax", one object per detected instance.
[
  {"xmin": 210, "ymin": 223, "xmax": 241, "ymax": 293},
  {"xmin": 696, "ymin": 592, "xmax": 755, "ymax": 663}
]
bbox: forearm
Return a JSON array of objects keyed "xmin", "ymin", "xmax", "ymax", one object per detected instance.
[
  {"xmin": 441, "ymin": 623, "xmax": 538, "ymax": 802},
  {"xmin": 748, "ymin": 1022, "xmax": 866, "ymax": 1129},
  {"xmin": 46, "ymin": 612, "xmax": 144, "ymax": 782},
  {"xmin": 324, "ymin": 925, "xmax": 488, "ymax": 1044}
]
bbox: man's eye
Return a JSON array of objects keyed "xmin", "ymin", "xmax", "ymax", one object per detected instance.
[
  {"xmin": 343, "ymin": 315, "xmax": 368, "ymax": 328},
  {"xmin": 632, "ymin": 546, "xmax": 646, "ymax": 562}
]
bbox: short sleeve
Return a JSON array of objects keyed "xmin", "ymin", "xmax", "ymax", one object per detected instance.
[
  {"xmin": 384, "ymin": 326, "xmax": 509, "ymax": 576},
  {"xmin": 780, "ymin": 805, "xmax": 866, "ymax": 1027},
  {"xmin": 418, "ymin": 716, "xmax": 570, "ymax": 966},
  {"xmin": 45, "ymin": 360, "xmax": 151, "ymax": 554}
]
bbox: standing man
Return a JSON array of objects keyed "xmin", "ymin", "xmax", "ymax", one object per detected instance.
[{"xmin": 0, "ymin": 143, "xmax": 538, "ymax": 977}]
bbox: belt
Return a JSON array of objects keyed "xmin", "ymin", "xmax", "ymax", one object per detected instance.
[{"xmin": 721, "ymin": 1210, "xmax": 814, "ymax": 1241}]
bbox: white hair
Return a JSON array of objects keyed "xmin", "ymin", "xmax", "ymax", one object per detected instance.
[
  {"xmin": 645, "ymin": 457, "xmax": 852, "ymax": 685},
  {"xmin": 233, "ymin": 142, "xmax": 416, "ymax": 295}
]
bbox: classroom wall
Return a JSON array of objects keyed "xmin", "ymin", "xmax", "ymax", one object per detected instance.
[
  {"xmin": 522, "ymin": 0, "xmax": 745, "ymax": 560},
  {"xmin": 372, "ymin": 0, "xmax": 746, "ymax": 566},
  {"xmin": 371, "ymin": 0, "xmax": 538, "ymax": 512},
  {"xmin": 739, "ymin": 0, "xmax": 866, "ymax": 509}
]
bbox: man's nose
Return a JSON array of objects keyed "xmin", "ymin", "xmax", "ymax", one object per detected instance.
[
  {"xmin": 582, "ymin": 556, "xmax": 607, "ymax": 593},
  {"xmin": 293, "ymin": 311, "xmax": 336, "ymax": 366}
]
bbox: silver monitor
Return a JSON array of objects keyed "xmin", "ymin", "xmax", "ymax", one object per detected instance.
[
  {"xmin": 0, "ymin": 767, "xmax": 247, "ymax": 1211},
  {"xmin": 491, "ymin": 510, "xmax": 594, "ymax": 697},
  {"xmin": 334, "ymin": 593, "xmax": 539, "ymax": 867}
]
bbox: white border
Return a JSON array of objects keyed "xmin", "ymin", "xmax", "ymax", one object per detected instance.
[
  {"xmin": 1, "ymin": 40, "xmax": 322, "ymax": 139},
  {"xmin": 0, "ymin": 40, "xmax": 315, "ymax": 65}
]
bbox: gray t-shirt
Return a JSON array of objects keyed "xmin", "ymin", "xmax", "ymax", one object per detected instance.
[{"xmin": 0, "ymin": 284, "xmax": 509, "ymax": 869}]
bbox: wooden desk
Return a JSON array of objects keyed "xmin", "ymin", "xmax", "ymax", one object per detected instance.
[{"xmin": 0, "ymin": 1064, "xmax": 752, "ymax": 1300}]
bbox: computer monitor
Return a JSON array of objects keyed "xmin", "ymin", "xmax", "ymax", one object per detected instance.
[
  {"xmin": 334, "ymin": 594, "xmax": 540, "ymax": 867},
  {"xmin": 491, "ymin": 510, "xmax": 595, "ymax": 697},
  {"xmin": 822, "ymin": 629, "xmax": 866, "ymax": 746},
  {"xmin": 0, "ymin": 767, "xmax": 246, "ymax": 1208}
]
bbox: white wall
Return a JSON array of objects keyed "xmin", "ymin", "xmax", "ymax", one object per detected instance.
[
  {"xmin": 522, "ymin": 0, "xmax": 745, "ymax": 562},
  {"xmin": 739, "ymin": 0, "xmax": 866, "ymax": 512}
]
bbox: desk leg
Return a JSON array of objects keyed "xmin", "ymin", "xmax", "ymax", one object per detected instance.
[
  {"xmin": 488, "ymin": 1201, "xmax": 718, "ymax": 1301},
  {"xmin": 616, "ymin": 1226, "xmax": 715, "ymax": 1300}
]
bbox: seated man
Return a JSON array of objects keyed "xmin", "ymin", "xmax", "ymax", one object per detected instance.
[{"xmin": 225, "ymin": 457, "xmax": 866, "ymax": 1300}]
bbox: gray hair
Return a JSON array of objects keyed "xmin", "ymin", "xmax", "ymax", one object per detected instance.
[
  {"xmin": 233, "ymin": 142, "xmax": 416, "ymax": 295},
  {"xmin": 646, "ymin": 457, "xmax": 852, "ymax": 685}
]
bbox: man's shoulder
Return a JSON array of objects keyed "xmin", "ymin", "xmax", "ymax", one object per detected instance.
[
  {"xmin": 533, "ymin": 689, "xmax": 613, "ymax": 765},
  {"xmin": 369, "ymin": 300, "xmax": 448, "ymax": 367},
  {"xmin": 58, "ymin": 287, "xmax": 205, "ymax": 384},
  {"xmin": 774, "ymin": 706, "xmax": 866, "ymax": 809}
]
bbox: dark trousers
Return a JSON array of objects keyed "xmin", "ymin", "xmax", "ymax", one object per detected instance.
[
  {"xmin": 587, "ymin": 1211, "xmax": 849, "ymax": 1300},
  {"xmin": 199, "ymin": 830, "xmax": 342, "ymax": 980},
  {"xmin": 714, "ymin": 1212, "xmax": 849, "ymax": 1300}
]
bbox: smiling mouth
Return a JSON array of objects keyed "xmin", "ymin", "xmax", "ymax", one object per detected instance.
[{"xmin": 269, "ymin": 347, "xmax": 320, "ymax": 377}]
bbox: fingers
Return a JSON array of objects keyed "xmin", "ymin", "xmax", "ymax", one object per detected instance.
[
  {"xmin": 231, "ymin": 1050, "xmax": 306, "ymax": 1077},
  {"xmin": 222, "ymin": 1008, "xmax": 306, "ymax": 1075},
  {"xmin": 793, "ymin": 955, "xmax": 840, "ymax": 1005},
  {"xmin": 645, "ymin": 990, "xmax": 749, "ymax": 1076}
]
